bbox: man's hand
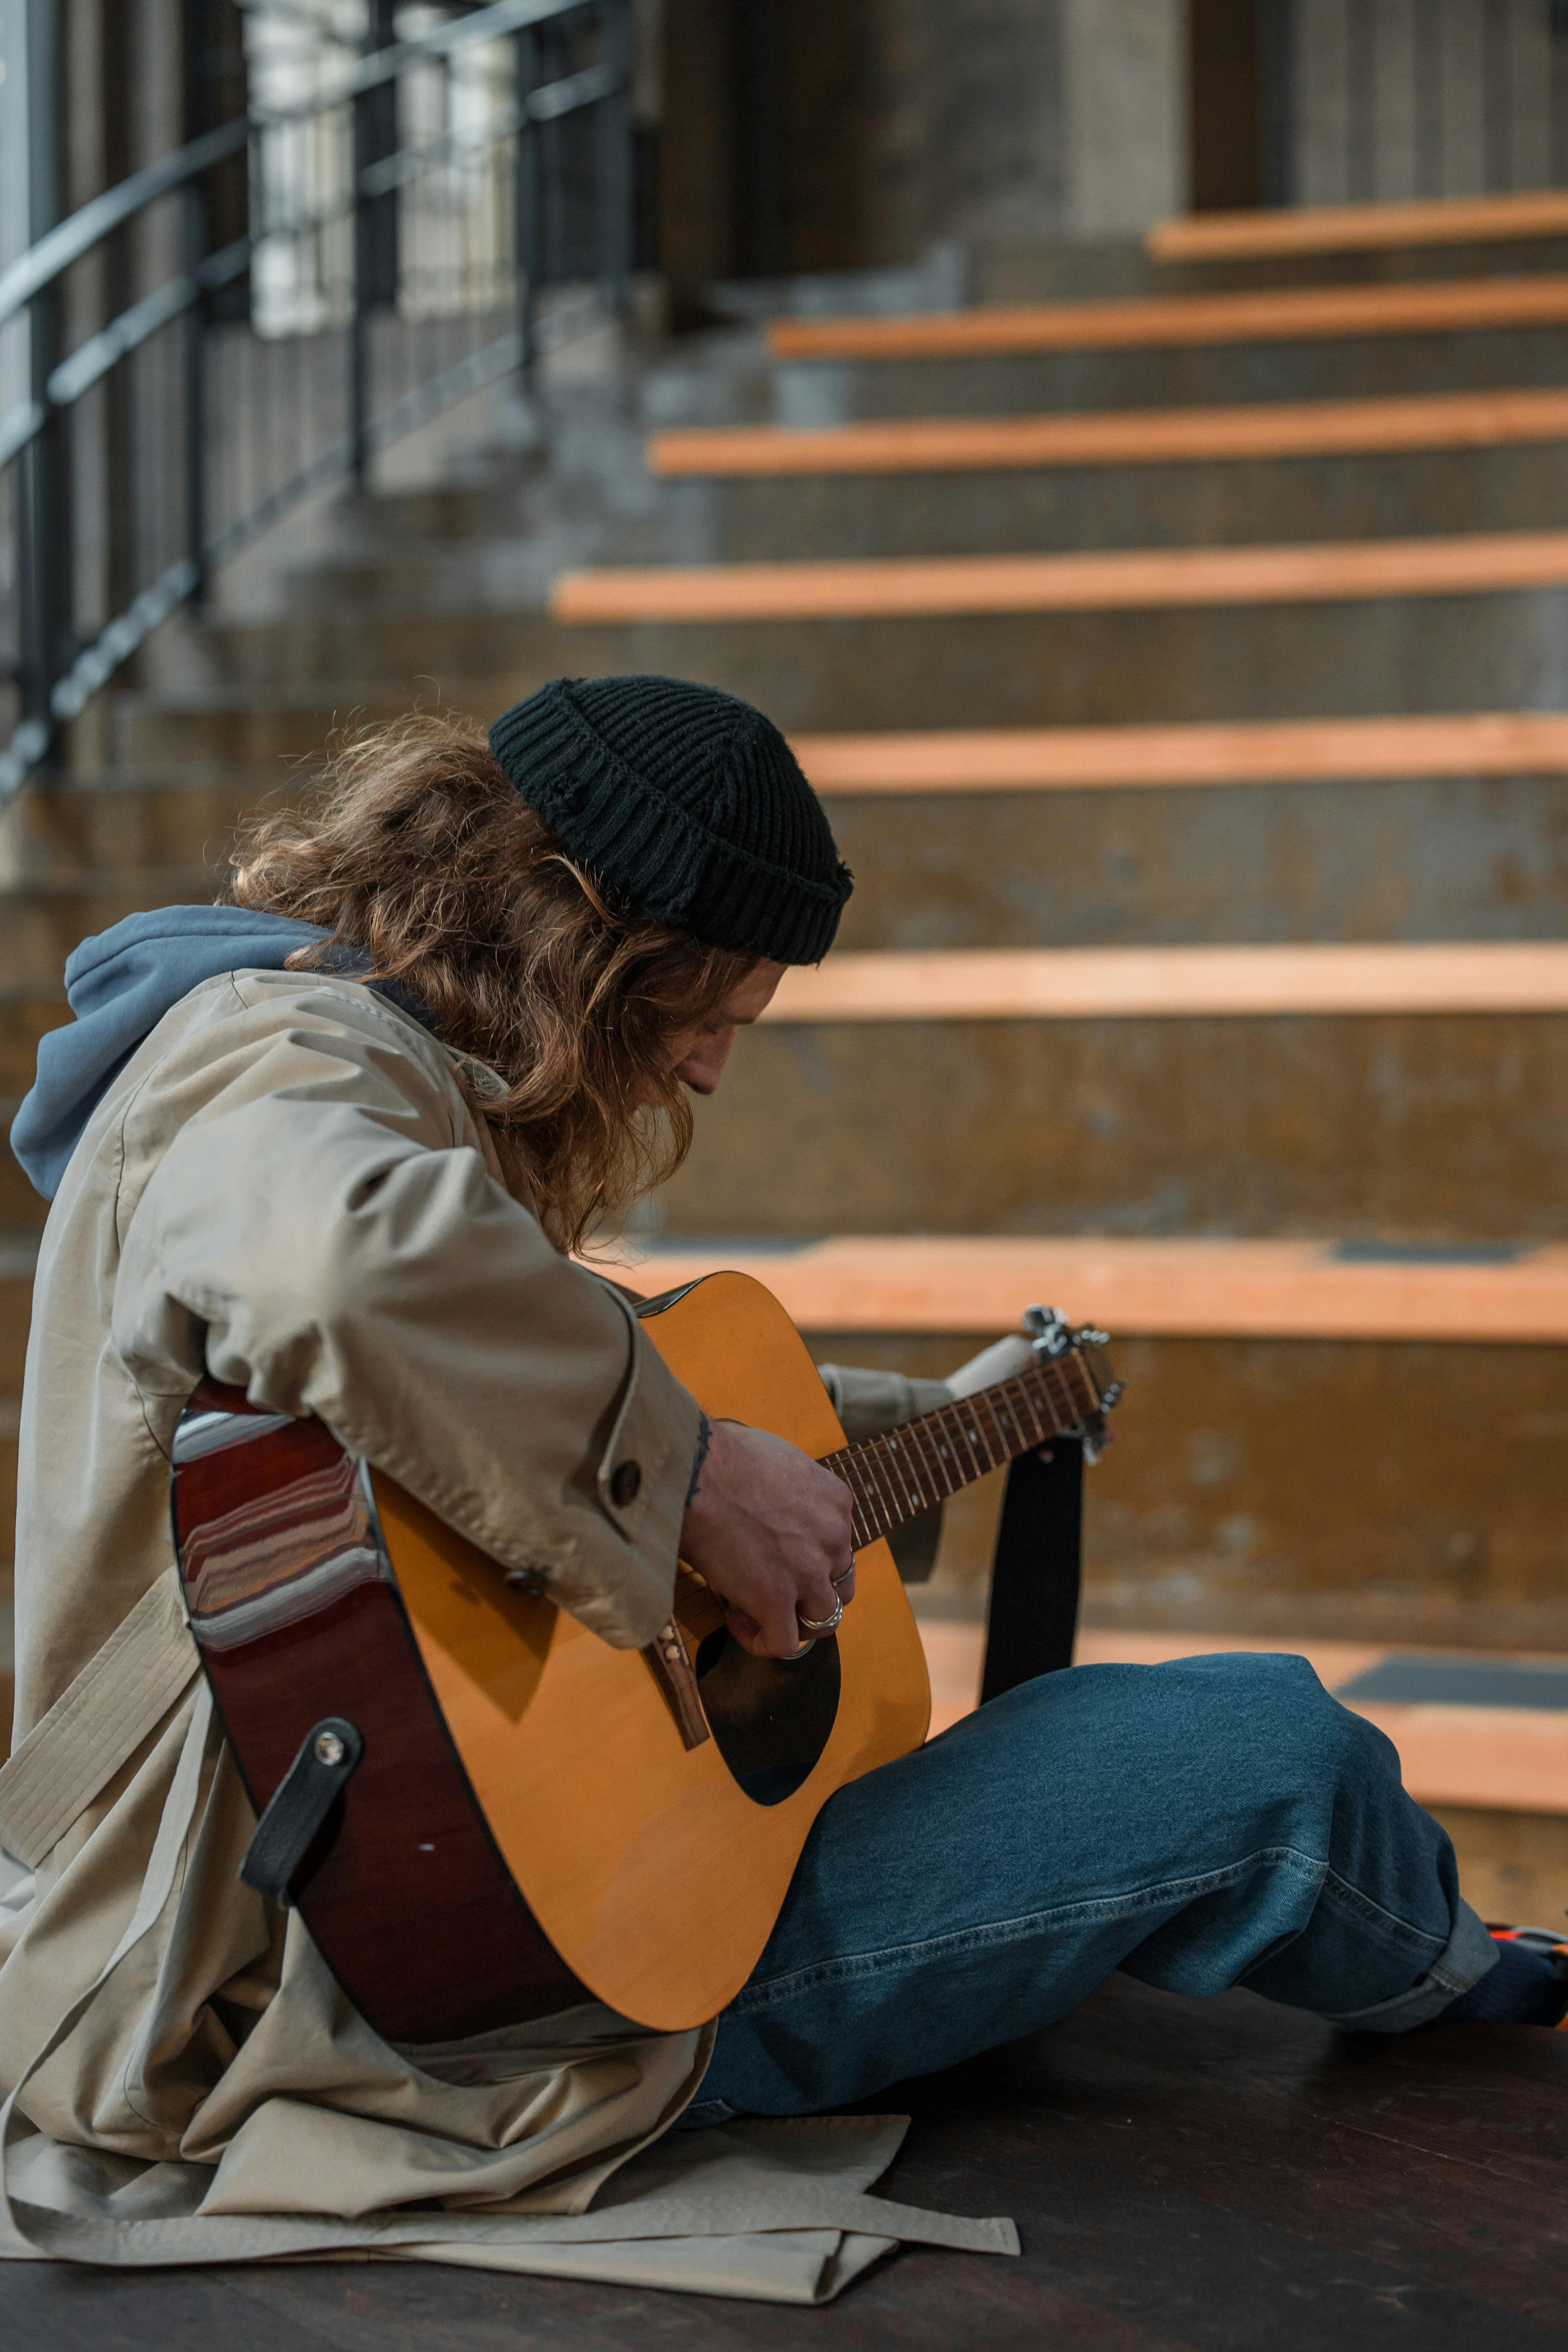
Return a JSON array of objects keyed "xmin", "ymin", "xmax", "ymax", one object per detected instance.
[{"xmin": 679, "ymin": 1421, "xmax": 856, "ymax": 1659}]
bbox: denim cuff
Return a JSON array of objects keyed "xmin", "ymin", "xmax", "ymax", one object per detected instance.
[
  {"xmin": 1323, "ymin": 1897, "xmax": 1497, "ymax": 2033},
  {"xmin": 670, "ymin": 2095, "xmax": 740, "ymax": 2131}
]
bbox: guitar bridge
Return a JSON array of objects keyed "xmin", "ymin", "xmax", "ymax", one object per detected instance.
[{"xmin": 643, "ymin": 1619, "xmax": 711, "ymax": 1751}]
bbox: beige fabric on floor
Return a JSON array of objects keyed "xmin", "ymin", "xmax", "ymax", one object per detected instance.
[
  {"xmin": 0, "ymin": 1674, "xmax": 1014, "ymax": 2300},
  {"xmin": 0, "ymin": 966, "xmax": 1017, "ymax": 2298}
]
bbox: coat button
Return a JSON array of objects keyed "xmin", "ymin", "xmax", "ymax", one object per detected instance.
[{"xmin": 609, "ymin": 1459, "xmax": 642, "ymax": 1507}]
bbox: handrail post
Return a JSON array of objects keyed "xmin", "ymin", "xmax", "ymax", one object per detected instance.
[
  {"xmin": 349, "ymin": 84, "xmax": 373, "ymax": 488},
  {"xmin": 598, "ymin": 0, "xmax": 633, "ymax": 306},
  {"xmin": 18, "ymin": 0, "xmax": 69, "ymax": 758},
  {"xmin": 349, "ymin": 0, "xmax": 400, "ymax": 490},
  {"xmin": 513, "ymin": 23, "xmax": 540, "ymax": 384},
  {"xmin": 181, "ymin": 175, "xmax": 209, "ymax": 605},
  {"xmin": 1257, "ymin": 0, "xmax": 1296, "ymax": 210}
]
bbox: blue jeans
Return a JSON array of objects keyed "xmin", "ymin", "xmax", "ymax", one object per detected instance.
[{"xmin": 684, "ymin": 1653, "xmax": 1497, "ymax": 2124}]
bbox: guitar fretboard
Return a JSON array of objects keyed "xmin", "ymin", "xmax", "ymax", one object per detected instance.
[{"xmin": 819, "ymin": 1350, "xmax": 1101, "ymax": 1551}]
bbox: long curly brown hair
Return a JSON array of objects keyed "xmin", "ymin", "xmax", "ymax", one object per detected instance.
[{"xmin": 226, "ymin": 711, "xmax": 758, "ymax": 1252}]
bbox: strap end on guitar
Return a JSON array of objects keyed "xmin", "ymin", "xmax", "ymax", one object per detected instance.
[{"xmin": 239, "ymin": 1716, "xmax": 364, "ymax": 1906}]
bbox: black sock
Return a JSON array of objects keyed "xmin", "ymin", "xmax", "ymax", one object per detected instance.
[{"xmin": 1441, "ymin": 1940, "xmax": 1567, "ymax": 2026}]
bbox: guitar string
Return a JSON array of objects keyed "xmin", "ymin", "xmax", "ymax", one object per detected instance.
[
  {"xmin": 844, "ymin": 1358, "xmax": 1062, "ymax": 1532},
  {"xmin": 863, "ymin": 1426, "xmax": 908, "ymax": 1528},
  {"xmin": 824, "ymin": 1350, "xmax": 1100, "ymax": 1541},
  {"xmin": 847, "ymin": 1422, "xmax": 899, "ymax": 1541},
  {"xmin": 898, "ymin": 1353, "xmax": 1086, "ymax": 1518}
]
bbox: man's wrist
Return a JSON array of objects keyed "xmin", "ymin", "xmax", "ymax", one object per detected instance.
[{"xmin": 684, "ymin": 1410, "xmax": 712, "ymax": 1508}]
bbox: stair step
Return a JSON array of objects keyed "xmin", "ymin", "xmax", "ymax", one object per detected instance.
[
  {"xmin": 51, "ymin": 709, "xmax": 1568, "ymax": 806},
  {"xmin": 1148, "ymin": 189, "xmax": 1568, "ymax": 266},
  {"xmin": 653, "ymin": 387, "xmax": 1568, "ymax": 478},
  {"xmin": 0, "ymin": 875, "xmax": 215, "ymax": 987},
  {"xmin": 9, "ymin": 997, "xmax": 1563, "ymax": 1237},
  {"xmin": 664, "ymin": 444, "xmax": 1568, "ymax": 565},
  {"xmin": 659, "ymin": 1015, "xmax": 1568, "ymax": 1238},
  {"xmin": 623, "ymin": 1235, "xmax": 1568, "ymax": 1342},
  {"xmin": 119, "ymin": 591, "xmax": 1568, "ymax": 738},
  {"xmin": 835, "ymin": 1324, "xmax": 1568, "ymax": 1651},
  {"xmin": 768, "ymin": 943, "xmax": 1568, "ymax": 1022},
  {"xmin": 5, "ymin": 779, "xmax": 1566, "ymax": 971},
  {"xmin": 0, "ymin": 989, "xmax": 66, "ymax": 1099},
  {"xmin": 0, "ymin": 1240, "xmax": 35, "ymax": 1394},
  {"xmin": 820, "ymin": 773, "xmax": 1568, "ymax": 954},
  {"xmin": 0, "ymin": 1177, "xmax": 46, "ymax": 1237},
  {"xmin": 778, "ymin": 338, "xmax": 1568, "ymax": 432},
  {"xmin": 551, "ymin": 528, "xmax": 1568, "ymax": 625},
  {"xmin": 3, "ymin": 771, "xmax": 293, "ymax": 882},
  {"xmin": 925, "ymin": 1624, "xmax": 1568, "ymax": 1820},
  {"xmin": 647, "ymin": 436, "xmax": 1568, "ymax": 565},
  {"xmin": 766, "ymin": 274, "xmax": 1568, "ymax": 362},
  {"xmin": 0, "ymin": 1400, "xmax": 15, "ymax": 1567},
  {"xmin": 796, "ymin": 711, "xmax": 1568, "ymax": 791}
]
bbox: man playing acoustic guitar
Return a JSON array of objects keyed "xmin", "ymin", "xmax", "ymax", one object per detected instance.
[{"xmin": 2, "ymin": 676, "xmax": 1559, "ymax": 2271}]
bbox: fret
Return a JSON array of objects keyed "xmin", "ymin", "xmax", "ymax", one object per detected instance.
[
  {"xmin": 986, "ymin": 1388, "xmax": 1016, "ymax": 1452},
  {"xmin": 880, "ymin": 1429, "xmax": 928, "ymax": 1520},
  {"xmin": 860, "ymin": 1434, "xmax": 904, "ymax": 1529},
  {"xmin": 949, "ymin": 1399, "xmax": 994, "ymax": 1482},
  {"xmin": 899, "ymin": 1407, "xmax": 945, "ymax": 1510},
  {"xmin": 918, "ymin": 1405, "xmax": 960, "ymax": 1502},
  {"xmin": 975, "ymin": 1384, "xmax": 1012, "ymax": 1466},
  {"xmin": 918, "ymin": 1406, "xmax": 962, "ymax": 1499},
  {"xmin": 891, "ymin": 1425, "xmax": 936, "ymax": 1518},
  {"xmin": 848, "ymin": 1465, "xmax": 888, "ymax": 1544},
  {"xmin": 818, "ymin": 1335, "xmax": 1113, "ymax": 1560},
  {"xmin": 823, "ymin": 1350, "xmax": 1094, "ymax": 1538},
  {"xmin": 1032, "ymin": 1358, "xmax": 1078, "ymax": 1436},
  {"xmin": 921, "ymin": 1400, "xmax": 964, "ymax": 1487},
  {"xmin": 1014, "ymin": 1371, "xmax": 1050, "ymax": 1447}
]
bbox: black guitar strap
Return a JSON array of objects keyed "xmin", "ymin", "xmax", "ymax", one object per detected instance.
[{"xmin": 978, "ymin": 1439, "xmax": 1084, "ymax": 1704}]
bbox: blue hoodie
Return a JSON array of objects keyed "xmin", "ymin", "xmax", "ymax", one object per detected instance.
[{"xmin": 10, "ymin": 906, "xmax": 334, "ymax": 1200}]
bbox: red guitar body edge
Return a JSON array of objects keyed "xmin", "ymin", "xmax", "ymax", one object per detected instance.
[{"xmin": 171, "ymin": 1376, "xmax": 588, "ymax": 2046}]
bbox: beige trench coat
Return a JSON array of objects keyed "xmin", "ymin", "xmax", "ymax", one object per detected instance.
[{"xmin": 0, "ymin": 970, "xmax": 1015, "ymax": 2299}]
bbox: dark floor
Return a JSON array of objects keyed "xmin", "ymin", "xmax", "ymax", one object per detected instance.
[{"xmin": 8, "ymin": 1971, "xmax": 1568, "ymax": 2350}]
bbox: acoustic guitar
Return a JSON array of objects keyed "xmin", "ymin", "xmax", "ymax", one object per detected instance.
[{"xmin": 172, "ymin": 1271, "xmax": 1121, "ymax": 2040}]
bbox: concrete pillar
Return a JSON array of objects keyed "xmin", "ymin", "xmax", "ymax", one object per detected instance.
[{"xmin": 1061, "ymin": 0, "xmax": 1187, "ymax": 237}]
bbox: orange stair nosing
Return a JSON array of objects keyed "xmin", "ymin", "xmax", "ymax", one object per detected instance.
[
  {"xmin": 764, "ymin": 274, "xmax": 1568, "ymax": 361},
  {"xmin": 610, "ymin": 1235, "xmax": 1568, "ymax": 1344},
  {"xmin": 651, "ymin": 387, "xmax": 1568, "ymax": 479},
  {"xmin": 765, "ymin": 943, "xmax": 1568, "ymax": 1023},
  {"xmin": 551, "ymin": 528, "xmax": 1568, "ymax": 627},
  {"xmin": 1149, "ymin": 186, "xmax": 1568, "ymax": 265},
  {"xmin": 927, "ymin": 1626, "xmax": 1568, "ymax": 1812},
  {"xmin": 791, "ymin": 712, "xmax": 1568, "ymax": 793}
]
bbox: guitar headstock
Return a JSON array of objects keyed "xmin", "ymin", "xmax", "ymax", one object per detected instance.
[{"xmin": 1021, "ymin": 1304, "xmax": 1124, "ymax": 1464}]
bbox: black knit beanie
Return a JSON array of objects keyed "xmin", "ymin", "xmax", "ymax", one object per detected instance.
[{"xmin": 487, "ymin": 676, "xmax": 853, "ymax": 965}]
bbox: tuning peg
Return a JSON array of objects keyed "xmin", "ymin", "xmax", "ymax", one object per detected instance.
[{"xmin": 1022, "ymin": 1303, "xmax": 1073, "ymax": 1358}]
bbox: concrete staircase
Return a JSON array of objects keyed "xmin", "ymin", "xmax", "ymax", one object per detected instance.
[{"xmin": 6, "ymin": 235, "xmax": 1568, "ymax": 1898}]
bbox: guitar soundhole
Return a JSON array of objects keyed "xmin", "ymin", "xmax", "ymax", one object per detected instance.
[{"xmin": 692, "ymin": 1628, "xmax": 841, "ymax": 1806}]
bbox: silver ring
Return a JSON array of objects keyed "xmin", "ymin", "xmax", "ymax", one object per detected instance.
[
  {"xmin": 830, "ymin": 1562, "xmax": 856, "ymax": 1586},
  {"xmin": 797, "ymin": 1597, "xmax": 845, "ymax": 1636}
]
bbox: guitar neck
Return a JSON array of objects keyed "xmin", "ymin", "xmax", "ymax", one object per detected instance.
[{"xmin": 819, "ymin": 1346, "xmax": 1107, "ymax": 1552}]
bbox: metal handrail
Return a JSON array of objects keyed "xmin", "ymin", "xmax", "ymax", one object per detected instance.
[
  {"xmin": 0, "ymin": 52, "xmax": 617, "ymax": 475},
  {"xmin": 0, "ymin": 0, "xmax": 594, "ymax": 336},
  {"xmin": 0, "ymin": 121, "xmax": 249, "ymax": 338},
  {"xmin": 0, "ymin": 0, "xmax": 634, "ymax": 807}
]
